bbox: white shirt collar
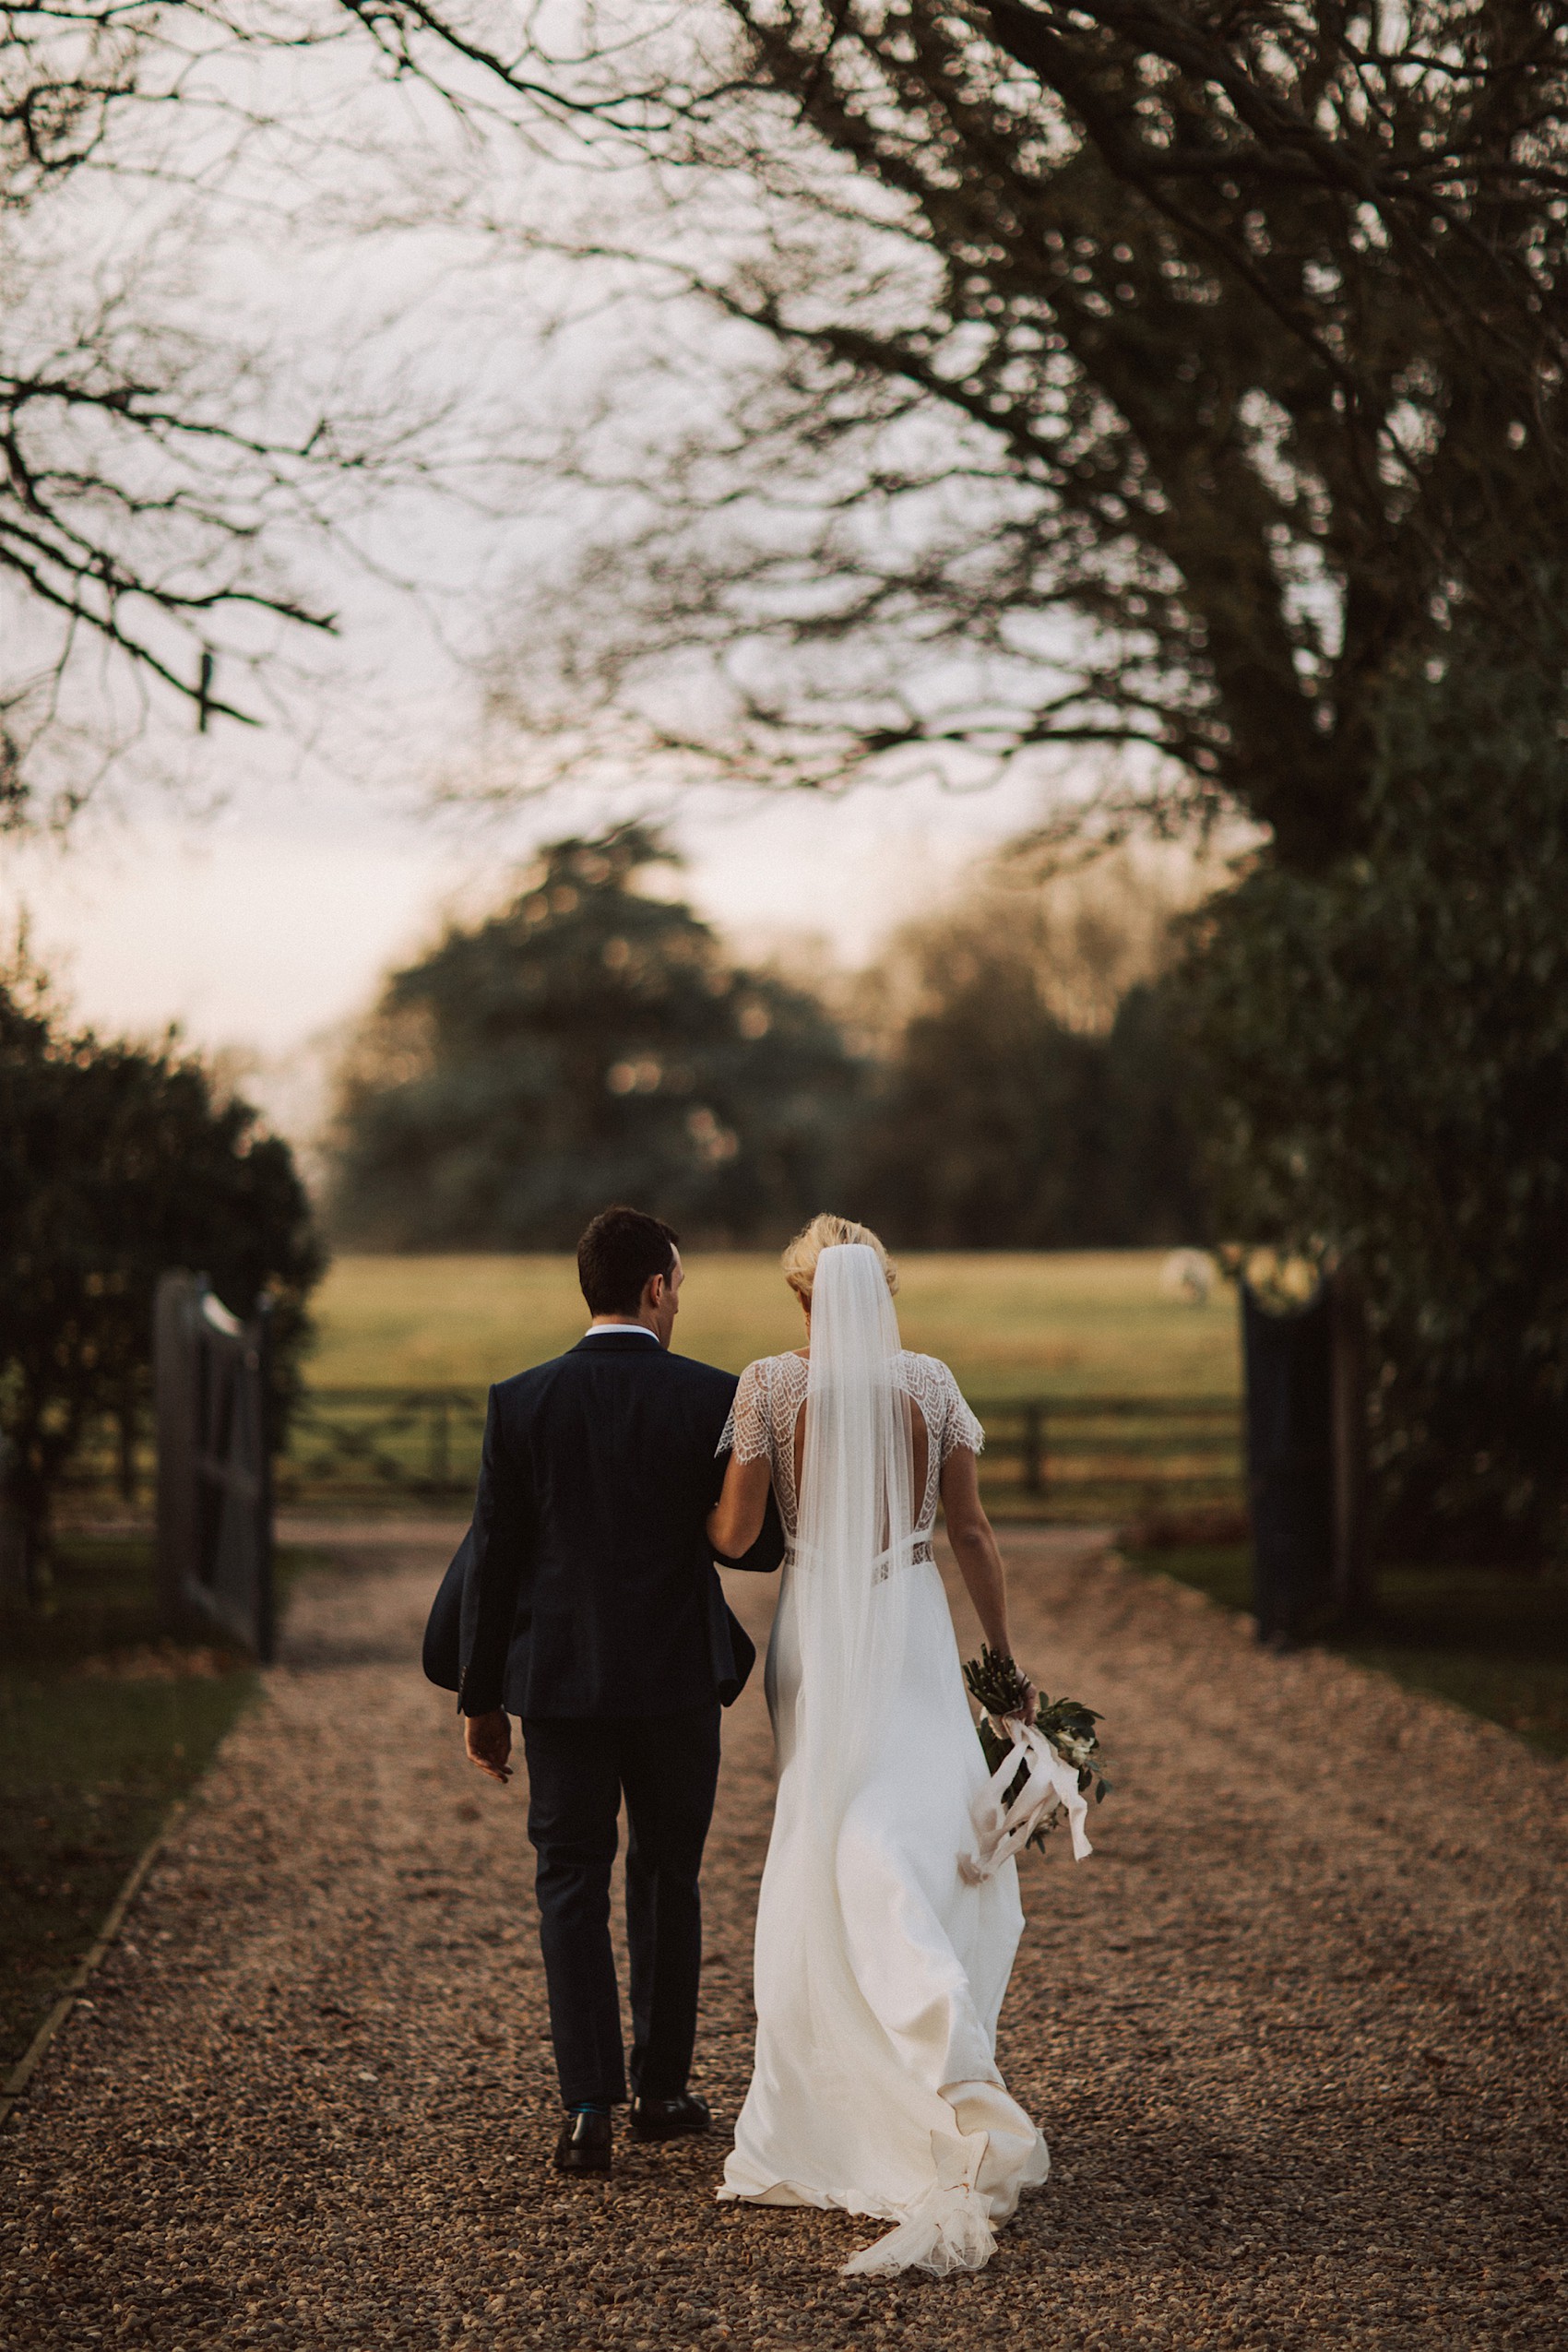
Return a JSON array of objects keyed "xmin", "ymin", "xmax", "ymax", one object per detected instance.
[{"xmin": 581, "ymin": 1323, "xmax": 659, "ymax": 1340}]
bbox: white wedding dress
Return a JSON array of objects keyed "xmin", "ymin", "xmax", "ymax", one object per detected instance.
[{"xmin": 717, "ymin": 1246, "xmax": 1049, "ymax": 2277}]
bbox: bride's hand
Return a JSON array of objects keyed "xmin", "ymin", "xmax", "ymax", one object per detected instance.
[{"xmin": 1011, "ymin": 1674, "xmax": 1039, "ymax": 1728}]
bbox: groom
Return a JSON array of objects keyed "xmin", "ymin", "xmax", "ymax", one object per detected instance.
[{"xmin": 457, "ymin": 1206, "xmax": 780, "ymax": 2176}]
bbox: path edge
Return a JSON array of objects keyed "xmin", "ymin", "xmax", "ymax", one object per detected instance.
[
  {"xmin": 1, "ymin": 1800, "xmax": 186, "ymax": 2131},
  {"xmin": 1111, "ymin": 1543, "xmax": 1568, "ymax": 1776}
]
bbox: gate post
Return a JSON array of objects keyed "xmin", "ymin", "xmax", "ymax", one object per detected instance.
[
  {"xmin": 1242, "ymin": 1265, "xmax": 1372, "ymax": 1645},
  {"xmin": 1328, "ymin": 1266, "xmax": 1372, "ymax": 1625},
  {"xmin": 1021, "ymin": 1402, "xmax": 1044, "ymax": 1498},
  {"xmin": 155, "ymin": 1270, "xmax": 199, "ymax": 1633},
  {"xmin": 253, "ymin": 1295, "xmax": 277, "ymax": 1666},
  {"xmin": 1241, "ymin": 1277, "xmax": 1334, "ymax": 1645}
]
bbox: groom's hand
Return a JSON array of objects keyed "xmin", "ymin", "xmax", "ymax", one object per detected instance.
[{"xmin": 464, "ymin": 1708, "xmax": 514, "ymax": 1785}]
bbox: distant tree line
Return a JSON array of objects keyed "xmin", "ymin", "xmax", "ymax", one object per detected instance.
[
  {"xmin": 326, "ymin": 823, "xmax": 1207, "ymax": 1254},
  {"xmin": 851, "ymin": 862, "xmax": 1206, "ymax": 1252}
]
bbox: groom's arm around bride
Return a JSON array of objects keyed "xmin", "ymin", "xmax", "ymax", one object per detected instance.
[{"xmin": 449, "ymin": 1206, "xmax": 781, "ymax": 2176}]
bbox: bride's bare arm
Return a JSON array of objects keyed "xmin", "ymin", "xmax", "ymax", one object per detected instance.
[
  {"xmin": 708, "ymin": 1450, "xmax": 774, "ymax": 1558},
  {"xmin": 940, "ymin": 1446, "xmax": 1038, "ymax": 1722}
]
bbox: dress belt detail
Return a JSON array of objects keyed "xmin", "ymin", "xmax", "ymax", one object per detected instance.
[{"xmin": 781, "ymin": 1536, "xmax": 936, "ymax": 1573}]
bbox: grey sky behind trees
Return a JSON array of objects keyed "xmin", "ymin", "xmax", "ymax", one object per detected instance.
[
  {"xmin": 7, "ymin": 0, "xmax": 1560, "ymax": 1140},
  {"xmin": 1, "ymin": 0, "xmax": 1131, "ymax": 1125}
]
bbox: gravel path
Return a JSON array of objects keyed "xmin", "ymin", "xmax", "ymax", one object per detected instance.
[{"xmin": 3, "ymin": 1532, "xmax": 1565, "ymax": 2350}]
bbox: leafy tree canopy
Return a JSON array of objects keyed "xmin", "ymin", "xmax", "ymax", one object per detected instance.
[
  {"xmin": 849, "ymin": 860, "xmax": 1206, "ymax": 1246},
  {"xmin": 327, "ymin": 822, "xmax": 861, "ymax": 1247},
  {"xmin": 1183, "ymin": 613, "xmax": 1568, "ymax": 1558},
  {"xmin": 0, "ymin": 956, "xmax": 323, "ymax": 1554}
]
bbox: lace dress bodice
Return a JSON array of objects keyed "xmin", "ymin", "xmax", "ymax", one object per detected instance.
[{"xmin": 719, "ymin": 1349, "xmax": 984, "ymax": 1542}]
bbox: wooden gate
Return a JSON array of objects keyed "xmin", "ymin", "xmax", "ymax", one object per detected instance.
[{"xmin": 154, "ymin": 1271, "xmax": 276, "ymax": 1660}]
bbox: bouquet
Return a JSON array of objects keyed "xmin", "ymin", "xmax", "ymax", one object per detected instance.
[{"xmin": 962, "ymin": 1645, "xmax": 1113, "ymax": 1855}]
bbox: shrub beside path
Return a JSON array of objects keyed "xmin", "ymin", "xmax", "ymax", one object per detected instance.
[{"xmin": 3, "ymin": 1531, "xmax": 1564, "ymax": 2350}]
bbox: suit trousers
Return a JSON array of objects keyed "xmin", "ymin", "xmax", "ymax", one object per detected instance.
[{"xmin": 521, "ymin": 1702, "xmax": 722, "ymax": 2108}]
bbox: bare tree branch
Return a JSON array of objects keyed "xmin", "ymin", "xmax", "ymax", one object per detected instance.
[
  {"xmin": 359, "ymin": 0, "xmax": 1568, "ymax": 865},
  {"xmin": 0, "ymin": 0, "xmax": 455, "ymax": 822}
]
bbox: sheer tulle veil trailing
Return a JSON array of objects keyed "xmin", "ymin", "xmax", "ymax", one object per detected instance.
[
  {"xmin": 719, "ymin": 1241, "xmax": 1049, "ymax": 2275},
  {"xmin": 793, "ymin": 1245, "xmax": 917, "ymax": 1825}
]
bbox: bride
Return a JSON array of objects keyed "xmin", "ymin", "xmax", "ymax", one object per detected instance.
[{"xmin": 707, "ymin": 1214, "xmax": 1051, "ymax": 2278}]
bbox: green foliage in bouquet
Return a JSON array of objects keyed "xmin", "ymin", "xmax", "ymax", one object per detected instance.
[{"xmin": 962, "ymin": 1645, "xmax": 1113, "ymax": 1845}]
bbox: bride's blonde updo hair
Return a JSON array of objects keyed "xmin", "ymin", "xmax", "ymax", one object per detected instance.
[{"xmin": 781, "ymin": 1213, "xmax": 899, "ymax": 1308}]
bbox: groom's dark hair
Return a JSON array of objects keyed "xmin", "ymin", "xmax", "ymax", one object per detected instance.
[{"xmin": 577, "ymin": 1206, "xmax": 680, "ymax": 1317}]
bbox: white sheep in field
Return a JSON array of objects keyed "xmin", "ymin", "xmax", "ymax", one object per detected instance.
[{"xmin": 1159, "ymin": 1248, "xmax": 1216, "ymax": 1306}]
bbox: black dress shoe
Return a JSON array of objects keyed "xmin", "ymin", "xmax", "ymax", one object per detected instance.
[
  {"xmin": 553, "ymin": 2110, "xmax": 612, "ymax": 2174},
  {"xmin": 628, "ymin": 2091, "xmax": 711, "ymax": 2141}
]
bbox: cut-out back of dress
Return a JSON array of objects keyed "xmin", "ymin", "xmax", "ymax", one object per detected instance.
[{"xmin": 719, "ymin": 1350, "xmax": 984, "ymax": 1544}]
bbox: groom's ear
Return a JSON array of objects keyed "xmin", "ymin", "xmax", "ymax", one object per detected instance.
[{"xmin": 645, "ymin": 1247, "xmax": 683, "ymax": 1315}]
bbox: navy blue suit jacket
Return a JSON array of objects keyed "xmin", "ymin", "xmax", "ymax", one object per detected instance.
[{"xmin": 451, "ymin": 1333, "xmax": 779, "ymax": 1719}]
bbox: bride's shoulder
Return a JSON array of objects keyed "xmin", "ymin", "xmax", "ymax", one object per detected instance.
[
  {"xmin": 898, "ymin": 1352, "xmax": 981, "ymax": 1440},
  {"xmin": 737, "ymin": 1350, "xmax": 808, "ymax": 1387}
]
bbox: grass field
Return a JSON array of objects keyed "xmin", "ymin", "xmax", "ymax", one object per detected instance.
[{"xmin": 306, "ymin": 1250, "xmax": 1242, "ymax": 1400}]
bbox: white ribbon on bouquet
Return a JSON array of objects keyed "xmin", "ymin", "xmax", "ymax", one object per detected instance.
[{"xmin": 959, "ymin": 1712, "xmax": 1094, "ymax": 1883}]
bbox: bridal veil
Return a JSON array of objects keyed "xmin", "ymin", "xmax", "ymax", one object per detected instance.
[{"xmin": 719, "ymin": 1243, "xmax": 1049, "ymax": 2275}]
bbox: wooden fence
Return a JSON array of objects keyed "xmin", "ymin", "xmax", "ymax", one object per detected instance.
[
  {"xmin": 972, "ymin": 1393, "xmax": 1241, "ymax": 1520},
  {"xmin": 65, "ymin": 1384, "xmax": 1244, "ymax": 1526},
  {"xmin": 273, "ymin": 1384, "xmax": 1242, "ymax": 1523}
]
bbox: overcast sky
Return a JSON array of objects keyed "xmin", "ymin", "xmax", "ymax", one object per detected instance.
[
  {"xmin": 0, "ymin": 16, "xmax": 1097, "ymax": 1144},
  {"xmin": 0, "ymin": 760, "xmax": 1052, "ymax": 1143}
]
